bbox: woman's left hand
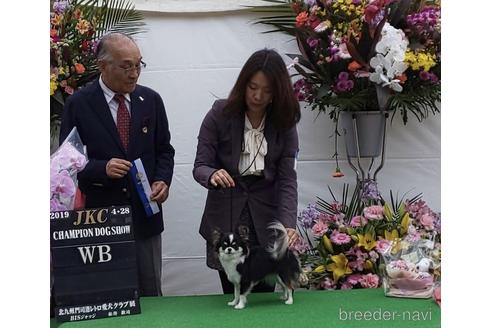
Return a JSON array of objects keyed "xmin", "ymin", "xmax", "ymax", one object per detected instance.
[{"xmin": 286, "ymin": 228, "xmax": 299, "ymax": 248}]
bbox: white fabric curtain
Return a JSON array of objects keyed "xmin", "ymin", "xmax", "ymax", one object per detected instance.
[{"xmin": 133, "ymin": 0, "xmax": 274, "ymax": 13}]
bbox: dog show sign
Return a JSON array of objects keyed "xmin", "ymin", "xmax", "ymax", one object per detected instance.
[{"xmin": 50, "ymin": 206, "xmax": 141, "ymax": 322}]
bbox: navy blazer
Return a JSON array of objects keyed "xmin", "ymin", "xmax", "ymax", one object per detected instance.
[
  {"xmin": 60, "ymin": 80, "xmax": 175, "ymax": 239},
  {"xmin": 193, "ymin": 99, "xmax": 298, "ymax": 247}
]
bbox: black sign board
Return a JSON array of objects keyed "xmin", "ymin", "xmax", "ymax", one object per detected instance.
[{"xmin": 50, "ymin": 206, "xmax": 141, "ymax": 322}]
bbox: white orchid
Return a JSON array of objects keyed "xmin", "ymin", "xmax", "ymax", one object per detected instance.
[{"xmin": 369, "ymin": 23, "xmax": 409, "ymax": 92}]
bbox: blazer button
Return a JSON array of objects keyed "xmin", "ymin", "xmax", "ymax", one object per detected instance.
[{"xmin": 122, "ymin": 188, "xmax": 127, "ymax": 193}]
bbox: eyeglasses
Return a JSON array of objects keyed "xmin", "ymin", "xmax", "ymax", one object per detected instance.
[{"xmin": 114, "ymin": 60, "xmax": 147, "ymax": 74}]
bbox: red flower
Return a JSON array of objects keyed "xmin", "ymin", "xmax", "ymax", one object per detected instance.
[
  {"xmin": 296, "ymin": 12, "xmax": 309, "ymax": 27},
  {"xmin": 332, "ymin": 167, "xmax": 344, "ymax": 178},
  {"xmin": 74, "ymin": 63, "xmax": 85, "ymax": 74}
]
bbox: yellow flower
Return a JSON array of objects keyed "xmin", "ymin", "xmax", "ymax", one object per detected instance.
[
  {"xmin": 327, "ymin": 254, "xmax": 352, "ymax": 283},
  {"xmin": 364, "ymin": 260, "xmax": 374, "ymax": 271},
  {"xmin": 50, "ymin": 14, "xmax": 63, "ymax": 27},
  {"xmin": 384, "ymin": 229, "xmax": 399, "ymax": 241},
  {"xmin": 357, "ymin": 232, "xmax": 377, "ymax": 251},
  {"xmin": 313, "ymin": 265, "xmax": 327, "ymax": 273},
  {"xmin": 405, "ymin": 50, "xmax": 437, "ymax": 71},
  {"xmin": 76, "ymin": 19, "xmax": 91, "ymax": 35},
  {"xmin": 50, "ymin": 74, "xmax": 58, "ymax": 96},
  {"xmin": 400, "ymin": 212, "xmax": 410, "ymax": 235},
  {"xmin": 322, "ymin": 235, "xmax": 334, "ymax": 253}
]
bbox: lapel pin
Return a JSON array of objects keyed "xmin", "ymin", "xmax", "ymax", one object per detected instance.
[
  {"xmin": 139, "ymin": 96, "xmax": 144, "ymax": 101},
  {"xmin": 142, "ymin": 126, "xmax": 148, "ymax": 134}
]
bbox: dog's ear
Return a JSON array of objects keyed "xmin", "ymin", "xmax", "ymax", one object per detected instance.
[
  {"xmin": 211, "ymin": 228, "xmax": 222, "ymax": 247},
  {"xmin": 236, "ymin": 225, "xmax": 250, "ymax": 241}
]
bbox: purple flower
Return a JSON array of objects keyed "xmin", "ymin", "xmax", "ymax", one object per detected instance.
[
  {"xmin": 419, "ymin": 70, "xmax": 439, "ymax": 83},
  {"xmin": 338, "ymin": 72, "xmax": 349, "ymax": 81},
  {"xmin": 299, "ymin": 203, "xmax": 319, "ymax": 228},
  {"xmin": 307, "ymin": 37, "xmax": 319, "ymax": 48},
  {"xmin": 53, "ymin": 0, "xmax": 70, "ymax": 14},
  {"xmin": 336, "ymin": 80, "xmax": 350, "ymax": 92},
  {"xmin": 361, "ymin": 179, "xmax": 381, "ymax": 203},
  {"xmin": 334, "ymin": 72, "xmax": 354, "ymax": 92}
]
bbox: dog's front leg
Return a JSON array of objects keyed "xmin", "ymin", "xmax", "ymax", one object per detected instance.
[
  {"xmin": 227, "ymin": 283, "xmax": 240, "ymax": 306},
  {"xmin": 234, "ymin": 282, "xmax": 255, "ymax": 310}
]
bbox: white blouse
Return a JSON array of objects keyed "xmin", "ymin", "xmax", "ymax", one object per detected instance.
[{"xmin": 239, "ymin": 114, "xmax": 268, "ymax": 176}]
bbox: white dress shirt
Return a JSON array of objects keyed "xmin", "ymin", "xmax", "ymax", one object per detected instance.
[
  {"xmin": 239, "ymin": 114, "xmax": 268, "ymax": 176},
  {"xmin": 99, "ymin": 76, "xmax": 131, "ymax": 124}
]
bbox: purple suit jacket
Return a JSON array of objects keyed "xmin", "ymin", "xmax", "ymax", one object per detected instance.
[{"xmin": 193, "ymin": 99, "xmax": 298, "ymax": 247}]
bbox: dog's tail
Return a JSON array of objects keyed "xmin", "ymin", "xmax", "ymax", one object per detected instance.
[{"xmin": 265, "ymin": 221, "xmax": 289, "ymax": 261}]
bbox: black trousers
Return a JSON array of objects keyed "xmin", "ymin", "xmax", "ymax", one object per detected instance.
[{"xmin": 219, "ymin": 270, "xmax": 275, "ymax": 294}]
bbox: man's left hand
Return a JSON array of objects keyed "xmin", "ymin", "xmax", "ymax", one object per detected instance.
[{"xmin": 150, "ymin": 181, "xmax": 169, "ymax": 204}]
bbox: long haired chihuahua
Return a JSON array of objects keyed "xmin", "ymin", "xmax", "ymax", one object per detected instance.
[{"xmin": 212, "ymin": 222, "xmax": 301, "ymax": 309}]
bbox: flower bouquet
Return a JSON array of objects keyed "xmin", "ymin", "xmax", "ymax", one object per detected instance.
[
  {"xmin": 291, "ymin": 182, "xmax": 440, "ymax": 292},
  {"xmin": 253, "ymin": 0, "xmax": 441, "ymax": 169},
  {"xmin": 50, "ymin": 127, "xmax": 88, "ymax": 211},
  {"xmin": 381, "ymin": 238, "xmax": 437, "ymax": 298},
  {"xmin": 50, "ymin": 0, "xmax": 146, "ymax": 132}
]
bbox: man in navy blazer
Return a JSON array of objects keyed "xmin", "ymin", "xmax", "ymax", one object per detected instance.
[{"xmin": 60, "ymin": 33, "xmax": 175, "ymax": 296}]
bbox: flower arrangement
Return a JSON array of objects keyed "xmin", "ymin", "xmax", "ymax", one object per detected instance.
[
  {"xmin": 253, "ymin": 0, "xmax": 441, "ymax": 173},
  {"xmin": 50, "ymin": 0, "xmax": 146, "ymax": 131},
  {"xmin": 50, "ymin": 127, "xmax": 88, "ymax": 211},
  {"xmin": 291, "ymin": 183, "xmax": 441, "ymax": 290}
]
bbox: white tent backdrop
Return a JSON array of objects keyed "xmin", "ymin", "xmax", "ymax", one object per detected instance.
[{"xmin": 132, "ymin": 10, "xmax": 440, "ymax": 296}]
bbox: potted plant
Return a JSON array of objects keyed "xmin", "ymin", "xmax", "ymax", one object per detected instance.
[{"xmin": 253, "ymin": 0, "xmax": 440, "ymax": 173}]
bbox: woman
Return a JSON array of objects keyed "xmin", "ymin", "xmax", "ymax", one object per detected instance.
[{"xmin": 193, "ymin": 49, "xmax": 301, "ymax": 293}]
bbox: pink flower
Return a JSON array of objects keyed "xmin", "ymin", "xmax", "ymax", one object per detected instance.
[
  {"xmin": 318, "ymin": 212, "xmax": 335, "ymax": 224},
  {"xmin": 50, "ymin": 198, "xmax": 64, "ymax": 211},
  {"xmin": 419, "ymin": 213, "xmax": 435, "ymax": 230},
  {"xmin": 51, "ymin": 142, "xmax": 88, "ymax": 173},
  {"xmin": 376, "ymin": 239, "xmax": 391, "ymax": 254},
  {"xmin": 289, "ymin": 236, "xmax": 310, "ymax": 254},
  {"xmin": 311, "ymin": 220, "xmax": 328, "ymax": 237},
  {"xmin": 51, "ymin": 170, "xmax": 76, "ymax": 198},
  {"xmin": 350, "ymin": 215, "xmax": 368, "ymax": 227},
  {"xmin": 360, "ymin": 273, "xmax": 379, "ymax": 288},
  {"xmin": 389, "ymin": 260, "xmax": 409, "ymax": 271},
  {"xmin": 363, "ymin": 205, "xmax": 384, "ymax": 220},
  {"xmin": 346, "ymin": 274, "xmax": 362, "ymax": 285},
  {"xmin": 330, "ymin": 231, "xmax": 352, "ymax": 245},
  {"xmin": 319, "ymin": 277, "xmax": 336, "ymax": 289}
]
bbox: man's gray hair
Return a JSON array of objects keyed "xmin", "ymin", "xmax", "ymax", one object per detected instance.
[{"xmin": 96, "ymin": 32, "xmax": 137, "ymax": 61}]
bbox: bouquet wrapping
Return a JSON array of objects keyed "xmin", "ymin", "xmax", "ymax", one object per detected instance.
[
  {"xmin": 50, "ymin": 127, "xmax": 88, "ymax": 211},
  {"xmin": 381, "ymin": 238, "xmax": 438, "ymax": 298}
]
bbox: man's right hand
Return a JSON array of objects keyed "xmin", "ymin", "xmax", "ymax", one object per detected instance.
[{"xmin": 106, "ymin": 158, "xmax": 132, "ymax": 178}]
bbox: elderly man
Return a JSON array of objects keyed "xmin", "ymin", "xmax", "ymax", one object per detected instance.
[{"xmin": 60, "ymin": 33, "xmax": 175, "ymax": 296}]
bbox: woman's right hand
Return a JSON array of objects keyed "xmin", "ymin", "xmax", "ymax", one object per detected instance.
[{"xmin": 210, "ymin": 169, "xmax": 235, "ymax": 188}]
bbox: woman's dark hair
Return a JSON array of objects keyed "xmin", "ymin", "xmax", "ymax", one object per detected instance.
[{"xmin": 224, "ymin": 49, "xmax": 301, "ymax": 130}]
